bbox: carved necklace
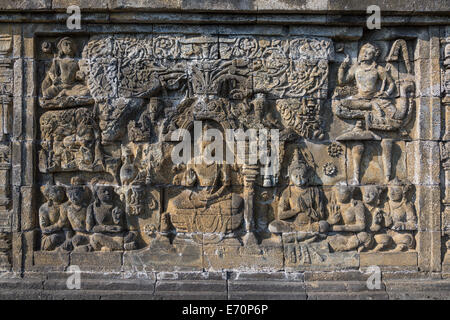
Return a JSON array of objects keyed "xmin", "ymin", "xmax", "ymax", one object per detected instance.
[
  {"xmin": 390, "ymin": 199, "xmax": 405, "ymax": 210},
  {"xmin": 361, "ymin": 61, "xmax": 376, "ymax": 71}
]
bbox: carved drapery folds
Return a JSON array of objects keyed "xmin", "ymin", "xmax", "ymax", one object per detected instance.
[{"xmin": 32, "ymin": 32, "xmax": 425, "ymax": 271}]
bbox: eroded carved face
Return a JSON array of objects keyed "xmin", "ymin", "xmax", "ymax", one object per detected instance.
[
  {"xmin": 96, "ymin": 186, "xmax": 113, "ymax": 203},
  {"xmin": 337, "ymin": 185, "xmax": 352, "ymax": 203},
  {"xmin": 47, "ymin": 186, "xmax": 65, "ymax": 203},
  {"xmin": 67, "ymin": 187, "xmax": 86, "ymax": 206},
  {"xmin": 290, "ymin": 167, "xmax": 308, "ymax": 187},
  {"xmin": 59, "ymin": 39, "xmax": 75, "ymax": 56},
  {"xmin": 358, "ymin": 45, "xmax": 377, "ymax": 62},
  {"xmin": 363, "ymin": 186, "xmax": 379, "ymax": 205},
  {"xmin": 388, "ymin": 185, "xmax": 403, "ymax": 202},
  {"xmin": 373, "ymin": 211, "xmax": 383, "ymax": 224}
]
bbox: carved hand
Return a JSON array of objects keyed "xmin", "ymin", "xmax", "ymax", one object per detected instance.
[
  {"xmin": 392, "ymin": 222, "xmax": 405, "ymax": 231},
  {"xmin": 279, "ymin": 209, "xmax": 300, "ymax": 220},
  {"xmin": 340, "ymin": 54, "xmax": 350, "ymax": 68}
]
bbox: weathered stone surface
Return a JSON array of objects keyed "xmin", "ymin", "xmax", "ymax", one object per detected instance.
[
  {"xmin": 360, "ymin": 252, "xmax": 417, "ymax": 267},
  {"xmin": 123, "ymin": 237, "xmax": 203, "ymax": 272},
  {"xmin": 0, "ymin": 0, "xmax": 448, "ymax": 301},
  {"xmin": 70, "ymin": 252, "xmax": 122, "ymax": 271}
]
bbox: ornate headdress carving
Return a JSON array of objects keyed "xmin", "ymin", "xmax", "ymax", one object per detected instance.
[{"xmin": 288, "ymin": 149, "xmax": 309, "ymax": 176}]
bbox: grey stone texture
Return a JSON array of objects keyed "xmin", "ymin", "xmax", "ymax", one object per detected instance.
[{"xmin": 0, "ymin": 0, "xmax": 448, "ymax": 300}]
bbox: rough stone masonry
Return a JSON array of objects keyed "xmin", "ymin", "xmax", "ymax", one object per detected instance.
[{"xmin": 0, "ymin": 0, "xmax": 449, "ymax": 300}]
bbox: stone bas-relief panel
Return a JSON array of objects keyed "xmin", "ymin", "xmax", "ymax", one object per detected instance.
[{"xmin": 30, "ymin": 31, "xmax": 430, "ymax": 272}]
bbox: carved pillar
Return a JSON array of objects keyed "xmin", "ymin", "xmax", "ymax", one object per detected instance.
[
  {"xmin": 442, "ymin": 38, "xmax": 450, "ymax": 140},
  {"xmin": 242, "ymin": 164, "xmax": 259, "ymax": 246},
  {"xmin": 0, "ymin": 33, "xmax": 13, "ymax": 271},
  {"xmin": 442, "ymin": 37, "xmax": 450, "ymax": 265}
]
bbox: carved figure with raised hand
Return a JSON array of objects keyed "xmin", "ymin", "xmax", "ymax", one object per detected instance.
[
  {"xmin": 338, "ymin": 43, "xmax": 395, "ymax": 104},
  {"xmin": 41, "ymin": 37, "xmax": 92, "ymax": 107},
  {"xmin": 334, "ymin": 40, "xmax": 415, "ymax": 134},
  {"xmin": 86, "ymin": 182, "xmax": 137, "ymax": 251}
]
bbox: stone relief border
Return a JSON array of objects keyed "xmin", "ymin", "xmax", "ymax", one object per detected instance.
[{"xmin": 0, "ymin": 22, "xmax": 445, "ymax": 274}]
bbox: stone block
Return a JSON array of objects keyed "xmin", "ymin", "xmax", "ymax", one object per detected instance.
[
  {"xmin": 327, "ymin": 0, "xmax": 415, "ymax": 12},
  {"xmin": 257, "ymin": 0, "xmax": 327, "ymax": 12},
  {"xmin": 203, "ymin": 238, "xmax": 284, "ymax": 272},
  {"xmin": 33, "ymin": 251, "xmax": 69, "ymax": 270},
  {"xmin": 52, "ymin": 0, "xmax": 109, "ymax": 9},
  {"xmin": 123, "ymin": 237, "xmax": 203, "ymax": 272},
  {"xmin": 70, "ymin": 252, "xmax": 122, "ymax": 272},
  {"xmin": 360, "ymin": 252, "xmax": 417, "ymax": 267}
]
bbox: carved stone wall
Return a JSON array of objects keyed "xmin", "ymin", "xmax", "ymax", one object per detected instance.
[{"xmin": 0, "ymin": 1, "xmax": 449, "ymax": 290}]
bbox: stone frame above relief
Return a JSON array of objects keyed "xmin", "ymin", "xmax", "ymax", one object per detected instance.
[{"xmin": 12, "ymin": 23, "xmax": 442, "ymax": 273}]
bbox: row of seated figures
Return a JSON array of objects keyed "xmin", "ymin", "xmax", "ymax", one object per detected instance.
[
  {"xmin": 39, "ymin": 155, "xmax": 416, "ymax": 253},
  {"xmin": 268, "ymin": 152, "xmax": 417, "ymax": 253},
  {"xmin": 39, "ymin": 178, "xmax": 137, "ymax": 252}
]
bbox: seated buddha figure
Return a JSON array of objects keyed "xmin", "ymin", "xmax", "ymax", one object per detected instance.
[
  {"xmin": 86, "ymin": 182, "xmax": 137, "ymax": 251},
  {"xmin": 39, "ymin": 185, "xmax": 72, "ymax": 251},
  {"xmin": 386, "ymin": 178, "xmax": 417, "ymax": 252},
  {"xmin": 162, "ymin": 124, "xmax": 244, "ymax": 236},
  {"xmin": 327, "ymin": 182, "xmax": 373, "ymax": 252},
  {"xmin": 41, "ymin": 37, "xmax": 90, "ymax": 101},
  {"xmin": 163, "ymin": 161, "xmax": 244, "ymax": 236},
  {"xmin": 268, "ymin": 151, "xmax": 329, "ymax": 240}
]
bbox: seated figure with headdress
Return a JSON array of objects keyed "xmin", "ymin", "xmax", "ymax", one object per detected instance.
[
  {"xmin": 40, "ymin": 37, "xmax": 91, "ymax": 107},
  {"xmin": 269, "ymin": 151, "xmax": 329, "ymax": 240}
]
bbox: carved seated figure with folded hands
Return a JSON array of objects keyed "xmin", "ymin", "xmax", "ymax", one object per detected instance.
[
  {"xmin": 269, "ymin": 151, "xmax": 329, "ymax": 240},
  {"xmin": 86, "ymin": 182, "xmax": 137, "ymax": 251},
  {"xmin": 363, "ymin": 185, "xmax": 392, "ymax": 252},
  {"xmin": 61, "ymin": 178, "xmax": 92, "ymax": 252},
  {"xmin": 39, "ymin": 185, "xmax": 72, "ymax": 251}
]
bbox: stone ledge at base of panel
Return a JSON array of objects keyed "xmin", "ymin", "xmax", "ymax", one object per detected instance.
[
  {"xmin": 0, "ymin": 0, "xmax": 448, "ymax": 14},
  {"xmin": 0, "ymin": 271, "xmax": 449, "ymax": 300}
]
